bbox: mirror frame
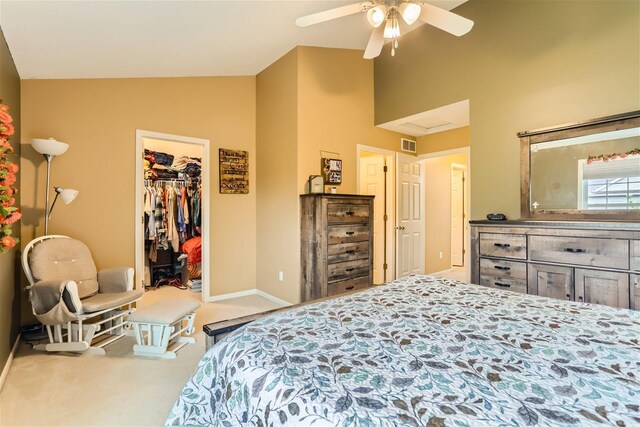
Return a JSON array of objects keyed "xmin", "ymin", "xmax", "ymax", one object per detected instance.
[{"xmin": 518, "ymin": 110, "xmax": 640, "ymax": 220}]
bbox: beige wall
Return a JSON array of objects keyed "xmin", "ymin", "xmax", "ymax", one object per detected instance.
[
  {"xmin": 256, "ymin": 47, "xmax": 409, "ymax": 304},
  {"xmin": 297, "ymin": 47, "xmax": 409, "ymax": 195},
  {"xmin": 0, "ymin": 28, "xmax": 21, "ymax": 374},
  {"xmin": 20, "ymin": 77, "xmax": 256, "ymax": 310},
  {"xmin": 423, "ymin": 153, "xmax": 468, "ymax": 273},
  {"xmin": 375, "ymin": 0, "xmax": 640, "ymax": 220},
  {"xmin": 417, "ymin": 126, "xmax": 470, "ymax": 155},
  {"xmin": 256, "ymin": 49, "xmax": 300, "ymax": 304}
]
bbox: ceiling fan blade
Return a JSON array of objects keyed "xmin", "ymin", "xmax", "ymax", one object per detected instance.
[
  {"xmin": 418, "ymin": 3, "xmax": 474, "ymax": 36},
  {"xmin": 296, "ymin": 2, "xmax": 372, "ymax": 27},
  {"xmin": 363, "ymin": 26, "xmax": 385, "ymax": 59}
]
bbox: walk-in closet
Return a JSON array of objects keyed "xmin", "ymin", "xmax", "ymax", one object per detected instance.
[{"xmin": 140, "ymin": 136, "xmax": 207, "ymax": 299}]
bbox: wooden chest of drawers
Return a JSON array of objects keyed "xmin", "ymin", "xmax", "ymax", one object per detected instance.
[
  {"xmin": 300, "ymin": 194, "xmax": 374, "ymax": 302},
  {"xmin": 471, "ymin": 221, "xmax": 640, "ymax": 310}
]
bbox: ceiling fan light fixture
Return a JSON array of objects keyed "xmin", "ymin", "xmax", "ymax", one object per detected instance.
[
  {"xmin": 399, "ymin": 2, "xmax": 421, "ymax": 25},
  {"xmin": 366, "ymin": 5, "xmax": 387, "ymax": 28},
  {"xmin": 383, "ymin": 10, "xmax": 401, "ymax": 39}
]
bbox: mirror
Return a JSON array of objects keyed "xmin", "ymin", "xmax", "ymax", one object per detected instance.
[{"xmin": 519, "ymin": 111, "xmax": 640, "ymax": 220}]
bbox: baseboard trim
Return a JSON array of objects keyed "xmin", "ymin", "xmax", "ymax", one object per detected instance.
[
  {"xmin": 204, "ymin": 289, "xmax": 292, "ymax": 307},
  {"xmin": 205, "ymin": 289, "xmax": 256, "ymax": 302},
  {"xmin": 0, "ymin": 335, "xmax": 20, "ymax": 392},
  {"xmin": 255, "ymin": 290, "xmax": 292, "ymax": 307}
]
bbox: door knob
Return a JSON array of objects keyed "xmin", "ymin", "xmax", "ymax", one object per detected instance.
[{"xmin": 394, "ymin": 226, "xmax": 405, "ymax": 230}]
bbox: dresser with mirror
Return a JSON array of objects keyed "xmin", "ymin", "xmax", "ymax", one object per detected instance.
[{"xmin": 471, "ymin": 111, "xmax": 640, "ymax": 310}]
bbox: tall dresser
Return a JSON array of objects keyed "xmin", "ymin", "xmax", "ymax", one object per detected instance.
[
  {"xmin": 300, "ymin": 194, "xmax": 374, "ymax": 302},
  {"xmin": 470, "ymin": 220, "xmax": 640, "ymax": 310}
]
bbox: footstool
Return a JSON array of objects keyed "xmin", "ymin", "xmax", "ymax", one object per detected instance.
[{"xmin": 128, "ymin": 299, "xmax": 201, "ymax": 358}]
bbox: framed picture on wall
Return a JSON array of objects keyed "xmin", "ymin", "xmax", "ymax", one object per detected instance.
[
  {"xmin": 219, "ymin": 148, "xmax": 249, "ymax": 194},
  {"xmin": 321, "ymin": 157, "xmax": 342, "ymax": 185}
]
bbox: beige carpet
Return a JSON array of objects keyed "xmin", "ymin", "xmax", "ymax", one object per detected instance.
[
  {"xmin": 0, "ymin": 287, "xmax": 283, "ymax": 426},
  {"xmin": 433, "ymin": 266, "xmax": 468, "ymax": 282}
]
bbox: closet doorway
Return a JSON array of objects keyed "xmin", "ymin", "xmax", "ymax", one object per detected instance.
[{"xmin": 134, "ymin": 130, "xmax": 210, "ymax": 302}]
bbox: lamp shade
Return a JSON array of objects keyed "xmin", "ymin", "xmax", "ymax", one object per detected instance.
[
  {"xmin": 31, "ymin": 138, "xmax": 69, "ymax": 156},
  {"xmin": 366, "ymin": 5, "xmax": 387, "ymax": 28},
  {"xmin": 399, "ymin": 2, "xmax": 421, "ymax": 25},
  {"xmin": 56, "ymin": 188, "xmax": 79, "ymax": 204}
]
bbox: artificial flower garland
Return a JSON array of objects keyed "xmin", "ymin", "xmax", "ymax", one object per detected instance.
[
  {"xmin": 0, "ymin": 100, "xmax": 20, "ymax": 252},
  {"xmin": 586, "ymin": 147, "xmax": 640, "ymax": 164}
]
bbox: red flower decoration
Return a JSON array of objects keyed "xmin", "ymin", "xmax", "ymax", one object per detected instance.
[{"xmin": 0, "ymin": 101, "xmax": 20, "ymax": 252}]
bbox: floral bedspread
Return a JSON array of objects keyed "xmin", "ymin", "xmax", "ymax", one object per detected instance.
[{"xmin": 167, "ymin": 275, "xmax": 640, "ymax": 426}]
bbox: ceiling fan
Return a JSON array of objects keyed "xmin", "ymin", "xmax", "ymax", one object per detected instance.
[{"xmin": 296, "ymin": 1, "xmax": 474, "ymax": 59}]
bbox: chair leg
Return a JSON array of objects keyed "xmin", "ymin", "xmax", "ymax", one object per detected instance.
[{"xmin": 33, "ymin": 323, "xmax": 97, "ymax": 353}]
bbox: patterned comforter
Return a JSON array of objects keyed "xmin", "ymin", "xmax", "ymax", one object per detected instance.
[{"xmin": 167, "ymin": 275, "xmax": 640, "ymax": 426}]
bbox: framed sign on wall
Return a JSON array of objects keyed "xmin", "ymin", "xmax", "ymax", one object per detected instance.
[
  {"xmin": 219, "ymin": 148, "xmax": 249, "ymax": 194},
  {"xmin": 321, "ymin": 157, "xmax": 342, "ymax": 185}
]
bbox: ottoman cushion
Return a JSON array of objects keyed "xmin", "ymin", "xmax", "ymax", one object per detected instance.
[{"xmin": 129, "ymin": 299, "xmax": 201, "ymax": 325}]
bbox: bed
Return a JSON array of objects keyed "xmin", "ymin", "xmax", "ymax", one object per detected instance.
[{"xmin": 166, "ymin": 275, "xmax": 640, "ymax": 426}]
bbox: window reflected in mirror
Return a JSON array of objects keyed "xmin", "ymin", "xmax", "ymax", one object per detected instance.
[{"xmin": 530, "ymin": 126, "xmax": 640, "ymax": 211}]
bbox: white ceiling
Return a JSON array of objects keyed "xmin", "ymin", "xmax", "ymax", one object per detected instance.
[
  {"xmin": 0, "ymin": 0, "xmax": 468, "ymax": 79},
  {"xmin": 377, "ymin": 99, "xmax": 470, "ymax": 136}
]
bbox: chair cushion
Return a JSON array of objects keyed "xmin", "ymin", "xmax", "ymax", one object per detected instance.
[
  {"xmin": 81, "ymin": 289, "xmax": 144, "ymax": 313},
  {"xmin": 30, "ymin": 238, "xmax": 99, "ymax": 299},
  {"xmin": 128, "ymin": 299, "xmax": 201, "ymax": 325}
]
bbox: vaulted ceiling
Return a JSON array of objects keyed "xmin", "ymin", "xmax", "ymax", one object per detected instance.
[{"xmin": 0, "ymin": 0, "xmax": 467, "ymax": 79}]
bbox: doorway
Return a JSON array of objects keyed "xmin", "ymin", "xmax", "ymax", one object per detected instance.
[
  {"xmin": 420, "ymin": 148, "xmax": 470, "ymax": 282},
  {"xmin": 395, "ymin": 152, "xmax": 426, "ymax": 278},
  {"xmin": 357, "ymin": 145, "xmax": 395, "ymax": 284},
  {"xmin": 134, "ymin": 130, "xmax": 211, "ymax": 302},
  {"xmin": 451, "ymin": 164, "xmax": 466, "ymax": 267}
]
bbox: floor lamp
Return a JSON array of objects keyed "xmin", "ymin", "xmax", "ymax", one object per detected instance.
[{"xmin": 31, "ymin": 138, "xmax": 79, "ymax": 235}]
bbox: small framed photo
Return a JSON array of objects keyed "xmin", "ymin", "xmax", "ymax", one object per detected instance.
[{"xmin": 321, "ymin": 158, "xmax": 342, "ymax": 185}]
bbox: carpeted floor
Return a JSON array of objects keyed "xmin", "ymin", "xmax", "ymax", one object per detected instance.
[{"xmin": 0, "ymin": 287, "xmax": 284, "ymax": 426}]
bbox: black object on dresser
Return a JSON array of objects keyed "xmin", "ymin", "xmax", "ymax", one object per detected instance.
[
  {"xmin": 470, "ymin": 220, "xmax": 640, "ymax": 310},
  {"xmin": 300, "ymin": 194, "xmax": 374, "ymax": 302}
]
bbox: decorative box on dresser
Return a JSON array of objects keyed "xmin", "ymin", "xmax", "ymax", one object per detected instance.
[
  {"xmin": 470, "ymin": 220, "xmax": 640, "ymax": 310},
  {"xmin": 300, "ymin": 194, "xmax": 374, "ymax": 303}
]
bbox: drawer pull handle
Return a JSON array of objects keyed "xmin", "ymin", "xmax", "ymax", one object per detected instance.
[
  {"xmin": 578, "ymin": 296, "xmax": 584, "ymax": 302},
  {"xmin": 494, "ymin": 266, "xmax": 511, "ymax": 271},
  {"xmin": 345, "ymin": 286, "xmax": 355, "ymax": 290},
  {"xmin": 565, "ymin": 248, "xmax": 586, "ymax": 253},
  {"xmin": 494, "ymin": 282, "xmax": 511, "ymax": 288},
  {"xmin": 345, "ymin": 231, "xmax": 355, "ymax": 236},
  {"xmin": 565, "ymin": 294, "xmax": 571, "ymax": 299},
  {"xmin": 494, "ymin": 243, "xmax": 511, "ymax": 248},
  {"xmin": 345, "ymin": 268, "xmax": 355, "ymax": 272},
  {"xmin": 345, "ymin": 211, "xmax": 355, "ymax": 216},
  {"xmin": 345, "ymin": 250, "xmax": 356, "ymax": 254}
]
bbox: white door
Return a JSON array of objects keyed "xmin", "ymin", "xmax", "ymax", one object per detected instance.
[
  {"xmin": 359, "ymin": 153, "xmax": 386, "ymax": 284},
  {"xmin": 396, "ymin": 153, "xmax": 425, "ymax": 278},
  {"xmin": 451, "ymin": 166, "xmax": 465, "ymax": 267}
]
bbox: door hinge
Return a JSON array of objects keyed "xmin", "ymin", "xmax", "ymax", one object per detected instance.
[
  {"xmin": 383, "ymin": 263, "xmax": 388, "ymax": 270},
  {"xmin": 383, "ymin": 214, "xmax": 388, "ymax": 221},
  {"xmin": 463, "ymin": 213, "xmax": 466, "ymax": 219},
  {"xmin": 383, "ymin": 166, "xmax": 388, "ymax": 172},
  {"xmin": 462, "ymin": 177, "xmax": 465, "ymax": 182},
  {"xmin": 463, "ymin": 249, "xmax": 466, "ymax": 255}
]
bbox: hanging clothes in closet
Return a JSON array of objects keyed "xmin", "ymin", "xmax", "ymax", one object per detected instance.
[{"xmin": 143, "ymin": 148, "xmax": 203, "ymax": 291}]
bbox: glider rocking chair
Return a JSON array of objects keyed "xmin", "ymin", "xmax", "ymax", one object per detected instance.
[{"xmin": 22, "ymin": 235, "xmax": 143, "ymax": 355}]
